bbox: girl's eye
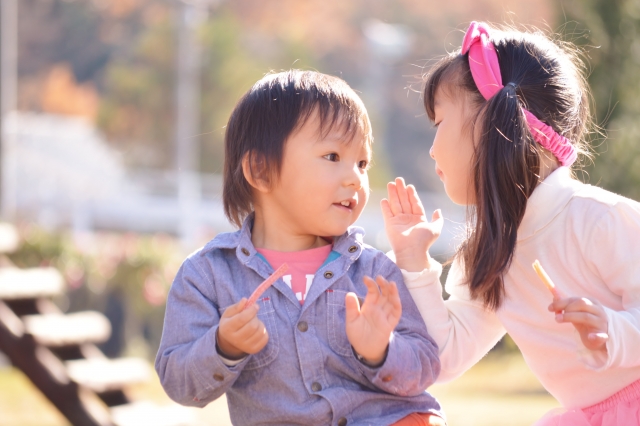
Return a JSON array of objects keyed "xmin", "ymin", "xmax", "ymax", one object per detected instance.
[
  {"xmin": 358, "ymin": 160, "xmax": 369, "ymax": 170},
  {"xmin": 324, "ymin": 153, "xmax": 339, "ymax": 162}
]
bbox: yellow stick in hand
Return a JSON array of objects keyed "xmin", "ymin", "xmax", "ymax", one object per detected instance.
[{"xmin": 532, "ymin": 259, "xmax": 561, "ymax": 299}]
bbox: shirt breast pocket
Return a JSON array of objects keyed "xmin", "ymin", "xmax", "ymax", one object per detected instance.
[
  {"xmin": 219, "ymin": 298, "xmax": 279, "ymax": 371},
  {"xmin": 326, "ymin": 289, "xmax": 355, "ymax": 358}
]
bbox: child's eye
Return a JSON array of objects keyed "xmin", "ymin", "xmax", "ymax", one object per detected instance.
[
  {"xmin": 323, "ymin": 153, "xmax": 339, "ymax": 162},
  {"xmin": 358, "ymin": 160, "xmax": 369, "ymax": 170}
]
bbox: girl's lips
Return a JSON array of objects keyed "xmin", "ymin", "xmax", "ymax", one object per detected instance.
[{"xmin": 435, "ymin": 166, "xmax": 444, "ymax": 180}]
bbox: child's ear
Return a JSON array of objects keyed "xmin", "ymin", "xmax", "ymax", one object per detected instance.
[{"xmin": 242, "ymin": 151, "xmax": 271, "ymax": 193}]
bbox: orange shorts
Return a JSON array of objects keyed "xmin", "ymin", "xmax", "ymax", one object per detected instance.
[{"xmin": 391, "ymin": 412, "xmax": 446, "ymax": 426}]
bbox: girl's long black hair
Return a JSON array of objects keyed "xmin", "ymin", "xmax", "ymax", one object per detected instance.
[{"xmin": 424, "ymin": 26, "xmax": 591, "ymax": 309}]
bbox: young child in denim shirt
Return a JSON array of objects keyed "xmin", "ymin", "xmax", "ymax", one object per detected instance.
[{"xmin": 155, "ymin": 70, "xmax": 444, "ymax": 426}]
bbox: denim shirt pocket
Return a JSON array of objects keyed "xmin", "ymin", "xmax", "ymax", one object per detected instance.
[
  {"xmin": 326, "ymin": 289, "xmax": 355, "ymax": 357},
  {"xmin": 218, "ymin": 297, "xmax": 279, "ymax": 371}
]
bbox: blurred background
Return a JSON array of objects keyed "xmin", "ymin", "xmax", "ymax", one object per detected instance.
[{"xmin": 1, "ymin": 0, "xmax": 639, "ymax": 425}]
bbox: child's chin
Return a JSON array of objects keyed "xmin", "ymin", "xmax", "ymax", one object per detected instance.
[{"xmin": 320, "ymin": 223, "xmax": 351, "ymax": 237}]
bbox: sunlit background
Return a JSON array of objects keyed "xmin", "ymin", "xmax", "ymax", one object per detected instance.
[{"xmin": 1, "ymin": 0, "xmax": 639, "ymax": 425}]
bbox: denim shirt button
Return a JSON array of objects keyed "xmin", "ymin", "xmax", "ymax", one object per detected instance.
[
  {"xmin": 297, "ymin": 321, "xmax": 308, "ymax": 332},
  {"xmin": 241, "ymin": 248, "xmax": 250, "ymax": 256},
  {"xmin": 338, "ymin": 417, "xmax": 348, "ymax": 426},
  {"xmin": 311, "ymin": 382, "xmax": 322, "ymax": 392},
  {"xmin": 348, "ymin": 245, "xmax": 357, "ymax": 253},
  {"xmin": 381, "ymin": 375, "xmax": 393, "ymax": 382},
  {"xmin": 323, "ymin": 271, "xmax": 334, "ymax": 279},
  {"xmin": 213, "ymin": 373, "xmax": 224, "ymax": 381}
]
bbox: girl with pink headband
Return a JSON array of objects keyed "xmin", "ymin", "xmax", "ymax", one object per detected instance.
[{"xmin": 382, "ymin": 21, "xmax": 640, "ymax": 425}]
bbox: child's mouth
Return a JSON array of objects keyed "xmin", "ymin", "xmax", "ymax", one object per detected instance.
[{"xmin": 334, "ymin": 199, "xmax": 355, "ymax": 211}]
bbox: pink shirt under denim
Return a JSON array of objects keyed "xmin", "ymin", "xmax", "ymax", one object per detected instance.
[{"xmin": 257, "ymin": 244, "xmax": 332, "ymax": 305}]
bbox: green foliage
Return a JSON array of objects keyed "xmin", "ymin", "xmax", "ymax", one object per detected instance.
[
  {"xmin": 558, "ymin": 0, "xmax": 640, "ymax": 200},
  {"xmin": 97, "ymin": 7, "xmax": 176, "ymax": 168},
  {"xmin": 97, "ymin": 4, "xmax": 321, "ymax": 173}
]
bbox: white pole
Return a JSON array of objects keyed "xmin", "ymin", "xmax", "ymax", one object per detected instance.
[
  {"xmin": 175, "ymin": 1, "xmax": 207, "ymax": 249},
  {"xmin": 1, "ymin": 0, "xmax": 18, "ymax": 221}
]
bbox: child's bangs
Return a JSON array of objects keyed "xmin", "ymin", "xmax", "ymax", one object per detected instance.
[
  {"xmin": 423, "ymin": 53, "xmax": 469, "ymax": 121},
  {"xmin": 288, "ymin": 72, "xmax": 372, "ymax": 148},
  {"xmin": 314, "ymin": 100, "xmax": 372, "ymax": 147}
]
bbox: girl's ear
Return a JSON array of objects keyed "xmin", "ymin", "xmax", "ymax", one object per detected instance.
[{"xmin": 242, "ymin": 151, "xmax": 271, "ymax": 193}]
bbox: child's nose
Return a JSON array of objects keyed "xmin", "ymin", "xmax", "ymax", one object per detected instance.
[
  {"xmin": 344, "ymin": 164, "xmax": 364, "ymax": 189},
  {"xmin": 429, "ymin": 145, "xmax": 435, "ymax": 159}
]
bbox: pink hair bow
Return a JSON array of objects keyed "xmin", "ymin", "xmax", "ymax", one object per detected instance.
[{"xmin": 461, "ymin": 21, "xmax": 577, "ymax": 167}]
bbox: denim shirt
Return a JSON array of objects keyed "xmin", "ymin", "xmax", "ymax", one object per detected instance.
[{"xmin": 155, "ymin": 217, "xmax": 443, "ymax": 426}]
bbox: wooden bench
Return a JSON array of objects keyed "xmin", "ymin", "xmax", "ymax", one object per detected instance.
[
  {"xmin": 23, "ymin": 311, "xmax": 112, "ymax": 347},
  {"xmin": 0, "ymin": 223, "xmax": 194, "ymax": 425}
]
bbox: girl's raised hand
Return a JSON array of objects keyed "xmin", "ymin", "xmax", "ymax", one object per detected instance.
[
  {"xmin": 549, "ymin": 297, "xmax": 609, "ymax": 351},
  {"xmin": 381, "ymin": 177, "xmax": 443, "ymax": 272},
  {"xmin": 345, "ymin": 275, "xmax": 402, "ymax": 366}
]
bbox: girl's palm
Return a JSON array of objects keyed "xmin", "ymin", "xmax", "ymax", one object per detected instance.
[{"xmin": 382, "ymin": 178, "xmax": 443, "ymax": 271}]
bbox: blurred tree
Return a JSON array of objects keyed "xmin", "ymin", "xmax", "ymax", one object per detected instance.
[
  {"xmin": 41, "ymin": 64, "xmax": 99, "ymax": 121},
  {"xmin": 15, "ymin": 0, "xmax": 557, "ymax": 187},
  {"xmin": 198, "ymin": 8, "xmax": 317, "ymax": 174},
  {"xmin": 97, "ymin": 3, "xmax": 320, "ymax": 172},
  {"xmin": 97, "ymin": 3, "xmax": 176, "ymax": 168},
  {"xmin": 557, "ymin": 0, "xmax": 640, "ymax": 200}
]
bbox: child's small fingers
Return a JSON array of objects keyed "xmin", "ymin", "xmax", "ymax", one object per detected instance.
[
  {"xmin": 381, "ymin": 199, "xmax": 394, "ymax": 220},
  {"xmin": 554, "ymin": 297, "xmax": 603, "ymax": 318},
  {"xmin": 549, "ymin": 297, "xmax": 580, "ymax": 312},
  {"xmin": 244, "ymin": 326, "xmax": 269, "ymax": 354},
  {"xmin": 430, "ymin": 209, "xmax": 444, "ymax": 234},
  {"xmin": 387, "ymin": 182, "xmax": 402, "ymax": 215},
  {"xmin": 228, "ymin": 303, "xmax": 260, "ymax": 329},
  {"xmin": 395, "ymin": 177, "xmax": 412, "ymax": 214},
  {"xmin": 375, "ymin": 275, "xmax": 391, "ymax": 300},
  {"xmin": 238, "ymin": 316, "xmax": 264, "ymax": 337},
  {"xmin": 588, "ymin": 332, "xmax": 609, "ymax": 342},
  {"xmin": 556, "ymin": 311, "xmax": 604, "ymax": 329},
  {"xmin": 345, "ymin": 292, "xmax": 361, "ymax": 323},
  {"xmin": 222, "ymin": 298, "xmax": 247, "ymax": 318},
  {"xmin": 242, "ymin": 323, "xmax": 266, "ymax": 344},
  {"xmin": 407, "ymin": 185, "xmax": 426, "ymax": 216},
  {"xmin": 387, "ymin": 281, "xmax": 402, "ymax": 314},
  {"xmin": 363, "ymin": 275, "xmax": 381, "ymax": 299}
]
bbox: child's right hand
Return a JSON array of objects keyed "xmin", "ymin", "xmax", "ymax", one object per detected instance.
[
  {"xmin": 217, "ymin": 299, "xmax": 269, "ymax": 359},
  {"xmin": 381, "ymin": 177, "xmax": 443, "ymax": 272}
]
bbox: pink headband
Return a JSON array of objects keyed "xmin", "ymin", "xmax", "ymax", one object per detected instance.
[{"xmin": 461, "ymin": 21, "xmax": 577, "ymax": 167}]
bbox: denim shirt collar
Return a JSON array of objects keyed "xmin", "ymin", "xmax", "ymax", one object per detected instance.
[
  {"xmin": 200, "ymin": 213, "xmax": 366, "ymax": 311},
  {"xmin": 201, "ymin": 213, "xmax": 365, "ymax": 259}
]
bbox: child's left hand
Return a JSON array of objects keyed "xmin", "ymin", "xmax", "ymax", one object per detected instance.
[
  {"xmin": 549, "ymin": 297, "xmax": 609, "ymax": 351},
  {"xmin": 345, "ymin": 275, "xmax": 402, "ymax": 366}
]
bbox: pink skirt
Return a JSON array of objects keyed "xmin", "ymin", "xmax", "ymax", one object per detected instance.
[{"xmin": 535, "ymin": 380, "xmax": 640, "ymax": 426}]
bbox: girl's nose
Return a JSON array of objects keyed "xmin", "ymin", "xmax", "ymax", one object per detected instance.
[{"xmin": 429, "ymin": 145, "xmax": 435, "ymax": 159}]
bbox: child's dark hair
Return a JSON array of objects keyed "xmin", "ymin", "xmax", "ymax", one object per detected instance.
[
  {"xmin": 223, "ymin": 70, "xmax": 372, "ymax": 228},
  {"xmin": 424, "ymin": 25, "xmax": 592, "ymax": 310}
]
